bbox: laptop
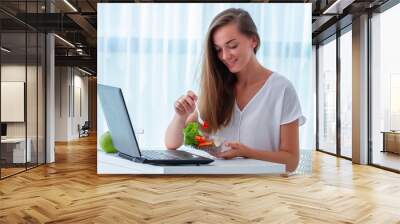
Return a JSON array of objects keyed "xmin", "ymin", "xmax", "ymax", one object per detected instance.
[{"xmin": 98, "ymin": 84, "xmax": 214, "ymax": 165}]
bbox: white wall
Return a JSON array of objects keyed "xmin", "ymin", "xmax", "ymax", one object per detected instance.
[
  {"xmin": 1, "ymin": 65, "xmax": 26, "ymax": 139},
  {"xmin": 1, "ymin": 65, "xmax": 42, "ymax": 137},
  {"xmin": 55, "ymin": 67, "xmax": 89, "ymax": 141},
  {"xmin": 1, "ymin": 64, "xmax": 46, "ymax": 164},
  {"xmin": 55, "ymin": 67, "xmax": 68, "ymax": 141},
  {"xmin": 73, "ymin": 73, "xmax": 89, "ymax": 137}
]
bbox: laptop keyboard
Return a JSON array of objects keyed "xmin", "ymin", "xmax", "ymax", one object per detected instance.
[{"xmin": 141, "ymin": 151, "xmax": 181, "ymax": 160}]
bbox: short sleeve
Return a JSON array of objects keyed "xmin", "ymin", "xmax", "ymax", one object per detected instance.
[{"xmin": 280, "ymin": 83, "xmax": 306, "ymax": 126}]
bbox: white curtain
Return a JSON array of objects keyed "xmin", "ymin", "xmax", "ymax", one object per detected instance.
[{"xmin": 98, "ymin": 3, "xmax": 314, "ymax": 149}]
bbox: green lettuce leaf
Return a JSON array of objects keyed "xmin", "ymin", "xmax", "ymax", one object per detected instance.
[{"xmin": 183, "ymin": 122, "xmax": 202, "ymax": 147}]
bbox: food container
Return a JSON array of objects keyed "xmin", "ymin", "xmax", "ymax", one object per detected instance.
[{"xmin": 194, "ymin": 136, "xmax": 230, "ymax": 155}]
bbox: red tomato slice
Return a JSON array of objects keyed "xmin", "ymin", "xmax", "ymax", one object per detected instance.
[
  {"xmin": 198, "ymin": 141, "xmax": 213, "ymax": 147},
  {"xmin": 203, "ymin": 121, "xmax": 209, "ymax": 129},
  {"xmin": 195, "ymin": 135, "xmax": 205, "ymax": 144}
]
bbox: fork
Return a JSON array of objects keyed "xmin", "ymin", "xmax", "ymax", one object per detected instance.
[
  {"xmin": 195, "ymin": 102, "xmax": 205, "ymax": 127},
  {"xmin": 195, "ymin": 102, "xmax": 226, "ymax": 147}
]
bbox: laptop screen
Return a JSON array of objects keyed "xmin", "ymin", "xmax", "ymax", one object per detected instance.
[{"xmin": 98, "ymin": 84, "xmax": 142, "ymax": 158}]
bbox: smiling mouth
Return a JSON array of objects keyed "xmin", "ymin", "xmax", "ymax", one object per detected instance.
[{"xmin": 225, "ymin": 59, "xmax": 237, "ymax": 68}]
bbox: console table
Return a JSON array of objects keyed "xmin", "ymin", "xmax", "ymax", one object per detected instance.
[
  {"xmin": 381, "ymin": 131, "xmax": 400, "ymax": 154},
  {"xmin": 1, "ymin": 138, "xmax": 32, "ymax": 164}
]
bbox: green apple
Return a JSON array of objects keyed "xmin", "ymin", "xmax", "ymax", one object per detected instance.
[{"xmin": 100, "ymin": 131, "xmax": 118, "ymax": 153}]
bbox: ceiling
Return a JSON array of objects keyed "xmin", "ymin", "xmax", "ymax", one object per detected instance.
[
  {"xmin": 311, "ymin": 0, "xmax": 391, "ymax": 44},
  {"xmin": 0, "ymin": 0, "xmax": 97, "ymax": 74},
  {"xmin": 0, "ymin": 0, "xmax": 395, "ymax": 75}
]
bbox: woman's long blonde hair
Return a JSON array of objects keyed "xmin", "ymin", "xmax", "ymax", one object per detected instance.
[{"xmin": 199, "ymin": 8, "xmax": 260, "ymax": 133}]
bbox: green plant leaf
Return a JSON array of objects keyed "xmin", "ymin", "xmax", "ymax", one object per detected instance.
[{"xmin": 183, "ymin": 122, "xmax": 202, "ymax": 147}]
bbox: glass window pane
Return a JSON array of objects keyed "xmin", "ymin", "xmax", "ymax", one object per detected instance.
[
  {"xmin": 26, "ymin": 0, "xmax": 40, "ymax": 169},
  {"xmin": 340, "ymin": 30, "xmax": 352, "ymax": 158},
  {"xmin": 371, "ymin": 4, "xmax": 400, "ymax": 171},
  {"xmin": 38, "ymin": 32, "xmax": 46, "ymax": 165},
  {"xmin": 318, "ymin": 38, "xmax": 337, "ymax": 154},
  {"xmin": 0, "ymin": 1, "xmax": 46, "ymax": 179},
  {"xmin": 27, "ymin": 31, "xmax": 38, "ymax": 169},
  {"xmin": 1, "ymin": 31, "xmax": 27, "ymax": 177}
]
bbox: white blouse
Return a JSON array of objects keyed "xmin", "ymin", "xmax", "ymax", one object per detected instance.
[{"xmin": 215, "ymin": 72, "xmax": 306, "ymax": 151}]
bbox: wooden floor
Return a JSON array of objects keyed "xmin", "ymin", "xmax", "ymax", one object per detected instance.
[
  {"xmin": 1, "ymin": 167, "xmax": 26, "ymax": 178},
  {"xmin": 373, "ymin": 150, "xmax": 400, "ymax": 171},
  {"xmin": 1, "ymin": 135, "xmax": 400, "ymax": 223}
]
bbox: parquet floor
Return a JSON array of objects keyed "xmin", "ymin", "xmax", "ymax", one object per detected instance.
[
  {"xmin": 1, "ymin": 167, "xmax": 25, "ymax": 178},
  {"xmin": 1, "ymin": 134, "xmax": 400, "ymax": 223}
]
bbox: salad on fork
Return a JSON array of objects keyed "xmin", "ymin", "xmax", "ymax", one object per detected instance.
[{"xmin": 183, "ymin": 121, "xmax": 225, "ymax": 150}]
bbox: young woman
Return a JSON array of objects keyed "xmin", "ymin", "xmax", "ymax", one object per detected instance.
[{"xmin": 164, "ymin": 8, "xmax": 305, "ymax": 172}]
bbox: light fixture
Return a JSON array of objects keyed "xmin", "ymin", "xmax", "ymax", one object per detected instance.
[
  {"xmin": 322, "ymin": 0, "xmax": 355, "ymax": 15},
  {"xmin": 1, "ymin": 47, "xmax": 11, "ymax": 53},
  {"xmin": 54, "ymin": 34, "xmax": 75, "ymax": 48},
  {"xmin": 78, "ymin": 67, "xmax": 92, "ymax": 76},
  {"xmin": 63, "ymin": 0, "xmax": 78, "ymax": 12},
  {"xmin": 76, "ymin": 48, "xmax": 85, "ymax": 55}
]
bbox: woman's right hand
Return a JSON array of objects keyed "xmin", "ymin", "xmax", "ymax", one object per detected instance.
[{"xmin": 174, "ymin": 90, "xmax": 197, "ymax": 119}]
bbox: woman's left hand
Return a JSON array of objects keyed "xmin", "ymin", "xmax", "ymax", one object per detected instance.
[{"xmin": 216, "ymin": 141, "xmax": 250, "ymax": 159}]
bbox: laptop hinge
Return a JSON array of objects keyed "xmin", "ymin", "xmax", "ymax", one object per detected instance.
[{"xmin": 118, "ymin": 152, "xmax": 145, "ymax": 163}]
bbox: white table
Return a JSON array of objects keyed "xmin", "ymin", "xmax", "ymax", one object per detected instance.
[
  {"xmin": 97, "ymin": 147, "xmax": 285, "ymax": 175},
  {"xmin": 1, "ymin": 138, "xmax": 31, "ymax": 163}
]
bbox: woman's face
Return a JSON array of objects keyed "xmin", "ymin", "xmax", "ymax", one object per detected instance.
[{"xmin": 212, "ymin": 23, "xmax": 257, "ymax": 73}]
